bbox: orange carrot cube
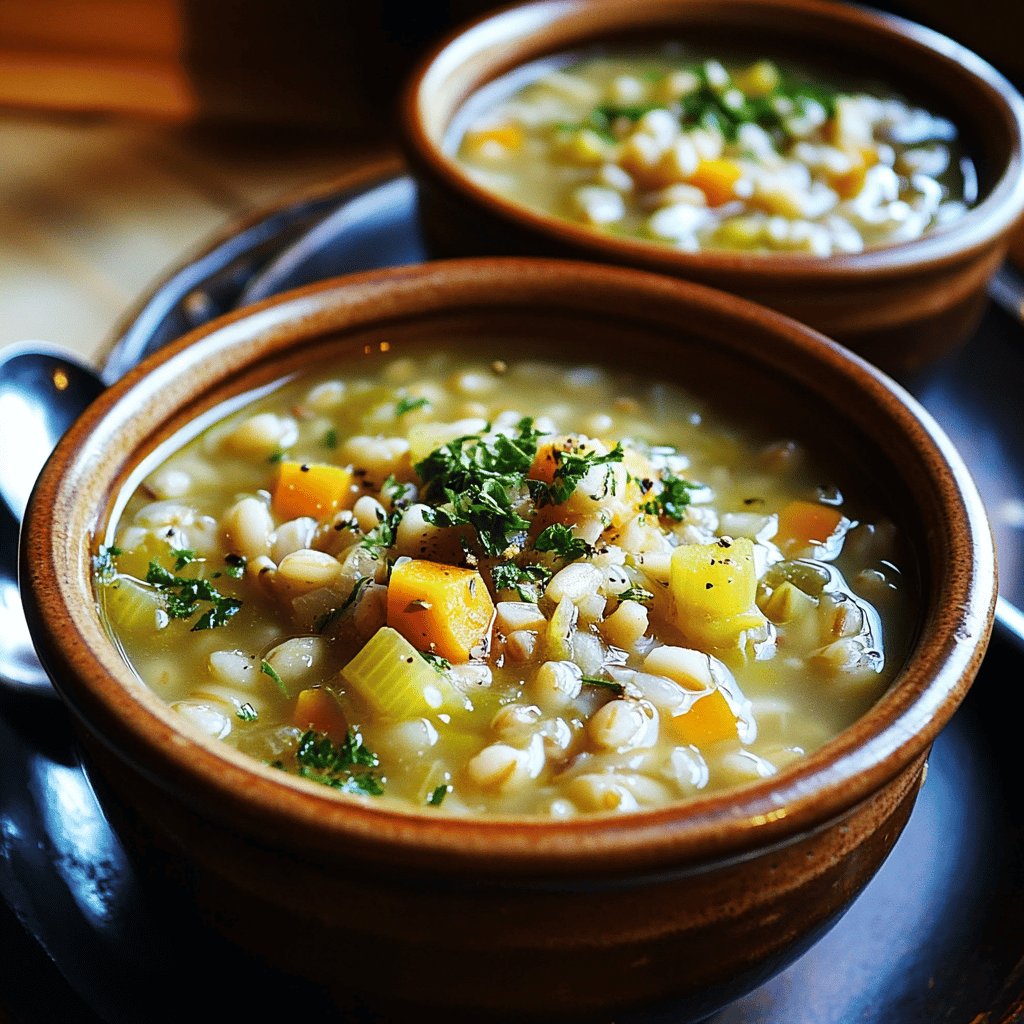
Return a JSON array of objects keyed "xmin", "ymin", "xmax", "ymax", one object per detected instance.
[
  {"xmin": 387, "ymin": 559, "xmax": 495, "ymax": 664},
  {"xmin": 668, "ymin": 689, "xmax": 740, "ymax": 747},
  {"xmin": 463, "ymin": 123, "xmax": 525, "ymax": 156},
  {"xmin": 529, "ymin": 443, "xmax": 560, "ymax": 485},
  {"xmin": 689, "ymin": 159, "xmax": 743, "ymax": 206},
  {"xmin": 273, "ymin": 461, "xmax": 353, "ymax": 521},
  {"xmin": 776, "ymin": 500, "xmax": 845, "ymax": 551},
  {"xmin": 293, "ymin": 687, "xmax": 349, "ymax": 741}
]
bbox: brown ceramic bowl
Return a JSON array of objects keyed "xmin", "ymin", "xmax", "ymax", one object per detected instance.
[
  {"xmin": 401, "ymin": 0, "xmax": 1024, "ymax": 374},
  {"xmin": 21, "ymin": 259, "xmax": 995, "ymax": 1022}
]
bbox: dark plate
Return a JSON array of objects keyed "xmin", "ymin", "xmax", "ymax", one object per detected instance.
[{"xmin": 2, "ymin": 165, "xmax": 1023, "ymax": 1024}]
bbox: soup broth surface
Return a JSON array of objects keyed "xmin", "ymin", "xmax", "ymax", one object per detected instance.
[
  {"xmin": 455, "ymin": 49, "xmax": 973, "ymax": 255},
  {"xmin": 98, "ymin": 347, "xmax": 913, "ymax": 816}
]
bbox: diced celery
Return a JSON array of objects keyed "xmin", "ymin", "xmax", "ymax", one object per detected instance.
[
  {"xmin": 341, "ymin": 626, "xmax": 469, "ymax": 719},
  {"xmin": 542, "ymin": 596, "xmax": 577, "ymax": 661},
  {"xmin": 760, "ymin": 580, "xmax": 818, "ymax": 624},
  {"xmin": 102, "ymin": 577, "xmax": 164, "ymax": 633}
]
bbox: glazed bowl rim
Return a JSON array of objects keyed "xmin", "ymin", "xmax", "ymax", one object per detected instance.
[
  {"xmin": 401, "ymin": 0, "xmax": 1024, "ymax": 280},
  {"xmin": 21, "ymin": 257, "xmax": 996, "ymax": 877}
]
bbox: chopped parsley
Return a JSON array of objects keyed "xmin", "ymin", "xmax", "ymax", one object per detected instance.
[
  {"xmin": 396, "ymin": 396, "xmax": 431, "ymax": 417},
  {"xmin": 224, "ymin": 554, "xmax": 247, "ymax": 579},
  {"xmin": 381, "ymin": 474, "xmax": 411, "ymax": 510},
  {"xmin": 490, "ymin": 561, "xmax": 552, "ymax": 600},
  {"xmin": 360, "ymin": 509, "xmax": 402, "ymax": 557},
  {"xmin": 260, "ymin": 658, "xmax": 287, "ymax": 696},
  {"xmin": 171, "ymin": 548, "xmax": 199, "ymax": 570},
  {"xmin": 542, "ymin": 442, "xmax": 624, "ymax": 506},
  {"xmin": 427, "ymin": 784, "xmax": 449, "ymax": 807},
  {"xmin": 684, "ymin": 67, "xmax": 839, "ymax": 141},
  {"xmin": 92, "ymin": 544, "xmax": 122, "ymax": 585},
  {"xmin": 321, "ymin": 427, "xmax": 338, "ymax": 450},
  {"xmin": 145, "ymin": 561, "xmax": 242, "ymax": 631},
  {"xmin": 582, "ymin": 67, "xmax": 839, "ymax": 146},
  {"xmin": 641, "ymin": 472, "xmax": 700, "ymax": 522},
  {"xmin": 236, "ymin": 703, "xmax": 258, "ymax": 722},
  {"xmin": 417, "ymin": 419, "xmax": 543, "ymax": 557},
  {"xmin": 618, "ymin": 585, "xmax": 654, "ymax": 604},
  {"xmin": 268, "ymin": 450, "xmax": 287, "ymax": 464},
  {"xmin": 534, "ymin": 523, "xmax": 591, "ymax": 563},
  {"xmin": 592, "ymin": 103, "xmax": 661, "ymax": 127},
  {"xmin": 419, "ymin": 651, "xmax": 452, "ymax": 673},
  {"xmin": 424, "ymin": 482, "xmax": 532, "ymax": 557},
  {"xmin": 284, "ymin": 728, "xmax": 384, "ymax": 796}
]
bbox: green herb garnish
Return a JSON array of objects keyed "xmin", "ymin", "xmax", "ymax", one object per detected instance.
[
  {"xmin": 542, "ymin": 442, "xmax": 624, "ymax": 506},
  {"xmin": 581, "ymin": 676, "xmax": 626, "ymax": 696},
  {"xmin": 534, "ymin": 524, "xmax": 591, "ymax": 563},
  {"xmin": 224, "ymin": 554, "xmax": 247, "ymax": 579},
  {"xmin": 145, "ymin": 561, "xmax": 242, "ymax": 631},
  {"xmin": 428, "ymin": 784, "xmax": 449, "ymax": 807},
  {"xmin": 260, "ymin": 658, "xmax": 287, "ymax": 696},
  {"xmin": 618, "ymin": 585, "xmax": 654, "ymax": 604},
  {"xmin": 321, "ymin": 428, "xmax": 338, "ymax": 450},
  {"xmin": 490, "ymin": 561, "xmax": 552, "ymax": 600},
  {"xmin": 360, "ymin": 509, "xmax": 402, "ymax": 557},
  {"xmin": 268, "ymin": 450, "xmax": 287, "ymax": 464},
  {"xmin": 237, "ymin": 703, "xmax": 258, "ymax": 722},
  {"xmin": 417, "ymin": 419, "xmax": 543, "ymax": 557},
  {"xmin": 640, "ymin": 472, "xmax": 700, "ymax": 522},
  {"xmin": 593, "ymin": 103, "xmax": 661, "ymax": 126},
  {"xmin": 419, "ymin": 651, "xmax": 452, "ymax": 674},
  {"xmin": 288, "ymin": 728, "xmax": 384, "ymax": 796},
  {"xmin": 381, "ymin": 474, "xmax": 411, "ymax": 510},
  {"xmin": 92, "ymin": 544, "xmax": 122, "ymax": 585},
  {"xmin": 171, "ymin": 548, "xmax": 199, "ymax": 570},
  {"xmin": 396, "ymin": 396, "xmax": 431, "ymax": 417}
]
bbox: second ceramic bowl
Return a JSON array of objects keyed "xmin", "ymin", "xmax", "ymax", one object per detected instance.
[{"xmin": 402, "ymin": 0, "xmax": 1024, "ymax": 374}]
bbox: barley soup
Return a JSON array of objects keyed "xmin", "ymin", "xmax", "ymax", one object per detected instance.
[
  {"xmin": 96, "ymin": 349, "xmax": 912, "ymax": 816},
  {"xmin": 455, "ymin": 51, "xmax": 974, "ymax": 255}
]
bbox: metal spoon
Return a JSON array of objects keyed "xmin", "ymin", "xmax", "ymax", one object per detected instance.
[{"xmin": 0, "ymin": 343, "xmax": 104, "ymax": 694}]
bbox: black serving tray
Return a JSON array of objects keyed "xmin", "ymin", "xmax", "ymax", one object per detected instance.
[{"xmin": 2, "ymin": 163, "xmax": 1023, "ymax": 1024}]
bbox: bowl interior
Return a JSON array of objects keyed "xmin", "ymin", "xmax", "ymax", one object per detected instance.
[
  {"xmin": 22, "ymin": 259, "xmax": 995, "ymax": 875},
  {"xmin": 410, "ymin": 0, "xmax": 1024, "ymax": 266}
]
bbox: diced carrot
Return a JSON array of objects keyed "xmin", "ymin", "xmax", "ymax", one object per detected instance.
[
  {"xmin": 463, "ymin": 123, "xmax": 525, "ymax": 156},
  {"xmin": 529, "ymin": 443, "xmax": 560, "ymax": 485},
  {"xmin": 273, "ymin": 461, "xmax": 353, "ymax": 521},
  {"xmin": 689, "ymin": 159, "xmax": 743, "ymax": 207},
  {"xmin": 776, "ymin": 500, "xmax": 844, "ymax": 551},
  {"xmin": 387, "ymin": 559, "xmax": 495, "ymax": 664},
  {"xmin": 293, "ymin": 687, "xmax": 349, "ymax": 741},
  {"xmin": 829, "ymin": 163, "xmax": 866, "ymax": 200},
  {"xmin": 668, "ymin": 689, "xmax": 740, "ymax": 747},
  {"xmin": 829, "ymin": 154, "xmax": 866, "ymax": 200}
]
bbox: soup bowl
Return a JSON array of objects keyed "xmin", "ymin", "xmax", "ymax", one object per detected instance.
[
  {"xmin": 20, "ymin": 259, "xmax": 995, "ymax": 1021},
  {"xmin": 401, "ymin": 0, "xmax": 1024, "ymax": 374}
]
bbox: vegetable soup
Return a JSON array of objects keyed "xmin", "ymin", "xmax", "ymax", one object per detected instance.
[
  {"xmin": 97, "ymin": 348, "xmax": 913, "ymax": 816},
  {"xmin": 455, "ymin": 51, "xmax": 974, "ymax": 255}
]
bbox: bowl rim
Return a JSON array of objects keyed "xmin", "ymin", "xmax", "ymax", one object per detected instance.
[
  {"xmin": 21, "ymin": 257, "xmax": 996, "ymax": 878},
  {"xmin": 401, "ymin": 0, "xmax": 1024, "ymax": 281}
]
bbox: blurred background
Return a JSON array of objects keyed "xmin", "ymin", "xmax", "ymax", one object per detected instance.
[{"xmin": 0, "ymin": 0, "xmax": 1021, "ymax": 358}]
